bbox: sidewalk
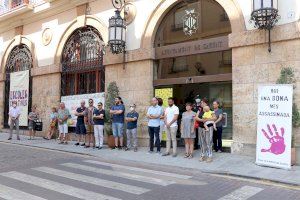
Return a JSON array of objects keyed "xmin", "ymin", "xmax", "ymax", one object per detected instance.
[{"xmin": 0, "ymin": 132, "xmax": 299, "ymax": 186}]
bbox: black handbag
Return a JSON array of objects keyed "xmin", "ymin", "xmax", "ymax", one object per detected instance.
[{"xmin": 34, "ymin": 119, "xmax": 43, "ymax": 131}]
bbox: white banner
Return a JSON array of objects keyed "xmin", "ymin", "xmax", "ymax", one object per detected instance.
[
  {"xmin": 9, "ymin": 70, "xmax": 30, "ymax": 126},
  {"xmin": 256, "ymin": 84, "xmax": 293, "ymax": 169},
  {"xmin": 61, "ymin": 93, "xmax": 105, "ymax": 127}
]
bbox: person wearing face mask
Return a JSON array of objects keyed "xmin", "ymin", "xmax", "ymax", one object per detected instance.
[
  {"xmin": 8, "ymin": 101, "xmax": 21, "ymax": 140},
  {"xmin": 125, "ymin": 104, "xmax": 139, "ymax": 152}
]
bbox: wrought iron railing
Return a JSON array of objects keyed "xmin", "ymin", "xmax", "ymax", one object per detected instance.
[{"xmin": 0, "ymin": 0, "xmax": 45, "ymax": 16}]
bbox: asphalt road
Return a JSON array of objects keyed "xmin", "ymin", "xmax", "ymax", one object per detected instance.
[{"xmin": 0, "ymin": 142, "xmax": 299, "ymax": 200}]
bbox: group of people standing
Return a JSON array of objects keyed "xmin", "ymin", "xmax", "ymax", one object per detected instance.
[
  {"xmin": 147, "ymin": 96, "xmax": 223, "ymax": 162},
  {"xmin": 8, "ymin": 95, "xmax": 223, "ymax": 163}
]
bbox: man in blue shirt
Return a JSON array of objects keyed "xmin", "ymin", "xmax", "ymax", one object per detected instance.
[
  {"xmin": 110, "ymin": 96, "xmax": 125, "ymax": 149},
  {"xmin": 125, "ymin": 104, "xmax": 139, "ymax": 152},
  {"xmin": 147, "ymin": 97, "xmax": 163, "ymax": 153}
]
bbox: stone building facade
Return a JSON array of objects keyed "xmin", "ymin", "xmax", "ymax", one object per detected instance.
[{"xmin": 0, "ymin": 0, "xmax": 300, "ymax": 164}]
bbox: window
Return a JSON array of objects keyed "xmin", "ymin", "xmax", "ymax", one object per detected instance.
[
  {"xmin": 4, "ymin": 44, "xmax": 32, "ymax": 127},
  {"xmin": 61, "ymin": 26, "xmax": 104, "ymax": 96}
]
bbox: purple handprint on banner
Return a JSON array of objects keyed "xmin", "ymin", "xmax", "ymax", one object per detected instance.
[{"xmin": 261, "ymin": 124, "xmax": 286, "ymax": 155}]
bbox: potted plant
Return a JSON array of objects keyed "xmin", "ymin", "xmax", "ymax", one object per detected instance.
[
  {"xmin": 105, "ymin": 81, "xmax": 120, "ymax": 148},
  {"xmin": 276, "ymin": 67, "xmax": 300, "ymax": 165}
]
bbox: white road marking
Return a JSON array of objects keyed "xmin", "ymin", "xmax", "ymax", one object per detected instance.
[
  {"xmin": 218, "ymin": 186, "xmax": 263, "ymax": 200},
  {"xmin": 62, "ymin": 163, "xmax": 175, "ymax": 186},
  {"xmin": 34, "ymin": 167, "xmax": 150, "ymax": 195},
  {"xmin": 1, "ymin": 171, "xmax": 121, "ymax": 200},
  {"xmin": 84, "ymin": 160, "xmax": 192, "ymax": 179},
  {"xmin": 0, "ymin": 184, "xmax": 46, "ymax": 200}
]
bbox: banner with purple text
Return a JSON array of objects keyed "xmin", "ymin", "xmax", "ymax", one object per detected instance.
[
  {"xmin": 256, "ymin": 84, "xmax": 293, "ymax": 169},
  {"xmin": 9, "ymin": 70, "xmax": 30, "ymax": 126},
  {"xmin": 61, "ymin": 93, "xmax": 105, "ymax": 127}
]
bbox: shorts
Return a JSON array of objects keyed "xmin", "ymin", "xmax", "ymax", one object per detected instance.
[
  {"xmin": 204, "ymin": 121, "xmax": 214, "ymax": 126},
  {"xmin": 86, "ymin": 125, "xmax": 94, "ymax": 134},
  {"xmin": 112, "ymin": 123, "xmax": 124, "ymax": 138},
  {"xmin": 58, "ymin": 124, "xmax": 68, "ymax": 135},
  {"xmin": 28, "ymin": 121, "xmax": 34, "ymax": 130},
  {"xmin": 76, "ymin": 123, "xmax": 86, "ymax": 134}
]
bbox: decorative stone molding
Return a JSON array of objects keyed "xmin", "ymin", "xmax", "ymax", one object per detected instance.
[
  {"xmin": 0, "ymin": 35, "xmax": 36, "ymax": 76},
  {"xmin": 104, "ymin": 47, "xmax": 155, "ymax": 66},
  {"xmin": 140, "ymin": 0, "xmax": 246, "ymax": 49},
  {"xmin": 31, "ymin": 64, "xmax": 60, "ymax": 77},
  {"xmin": 54, "ymin": 15, "xmax": 108, "ymax": 65},
  {"xmin": 41, "ymin": 28, "xmax": 53, "ymax": 46}
]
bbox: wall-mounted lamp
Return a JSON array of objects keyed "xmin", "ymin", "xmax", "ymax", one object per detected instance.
[{"xmin": 250, "ymin": 0, "xmax": 280, "ymax": 52}]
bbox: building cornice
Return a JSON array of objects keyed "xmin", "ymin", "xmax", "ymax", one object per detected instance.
[{"xmin": 0, "ymin": 0, "xmax": 96, "ymax": 34}]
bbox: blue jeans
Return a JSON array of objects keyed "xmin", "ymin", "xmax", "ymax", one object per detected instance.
[
  {"xmin": 148, "ymin": 126, "xmax": 160, "ymax": 152},
  {"xmin": 112, "ymin": 123, "xmax": 124, "ymax": 138},
  {"xmin": 213, "ymin": 126, "xmax": 223, "ymax": 151}
]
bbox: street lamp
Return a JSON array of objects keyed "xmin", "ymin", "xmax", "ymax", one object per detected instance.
[
  {"xmin": 108, "ymin": 0, "xmax": 126, "ymax": 54},
  {"xmin": 250, "ymin": 0, "xmax": 280, "ymax": 52}
]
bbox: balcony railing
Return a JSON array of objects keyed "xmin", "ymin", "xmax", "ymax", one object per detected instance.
[{"xmin": 0, "ymin": 0, "xmax": 45, "ymax": 16}]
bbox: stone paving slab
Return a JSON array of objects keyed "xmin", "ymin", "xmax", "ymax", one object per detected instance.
[{"xmin": 0, "ymin": 132, "xmax": 299, "ymax": 186}]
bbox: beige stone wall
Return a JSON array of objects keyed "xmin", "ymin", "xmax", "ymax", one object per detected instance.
[
  {"xmin": 31, "ymin": 72, "xmax": 61, "ymax": 136},
  {"xmin": 105, "ymin": 60, "xmax": 154, "ymax": 145},
  {"xmin": 231, "ymin": 39, "xmax": 300, "ymax": 155}
]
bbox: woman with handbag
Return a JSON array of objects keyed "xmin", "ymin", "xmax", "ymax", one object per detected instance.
[
  {"xmin": 28, "ymin": 105, "xmax": 39, "ymax": 140},
  {"xmin": 43, "ymin": 107, "xmax": 58, "ymax": 140}
]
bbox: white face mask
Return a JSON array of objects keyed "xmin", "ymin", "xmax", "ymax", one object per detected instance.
[
  {"xmin": 12, "ymin": 104, "xmax": 17, "ymax": 108},
  {"xmin": 195, "ymin": 99, "xmax": 201, "ymax": 103},
  {"xmin": 130, "ymin": 107, "xmax": 135, "ymax": 111}
]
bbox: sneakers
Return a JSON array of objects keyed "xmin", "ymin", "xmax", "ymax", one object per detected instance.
[
  {"xmin": 75, "ymin": 143, "xmax": 80, "ymax": 146},
  {"xmin": 148, "ymin": 150, "xmax": 154, "ymax": 154},
  {"xmin": 80, "ymin": 143, "xmax": 86, "ymax": 147},
  {"xmin": 172, "ymin": 154, "xmax": 177, "ymax": 158},
  {"xmin": 7, "ymin": 138, "xmax": 12, "ymax": 140},
  {"xmin": 162, "ymin": 152, "xmax": 170, "ymax": 156},
  {"xmin": 206, "ymin": 157, "xmax": 213, "ymax": 163},
  {"xmin": 184, "ymin": 153, "xmax": 189, "ymax": 158},
  {"xmin": 124, "ymin": 147, "xmax": 129, "ymax": 151}
]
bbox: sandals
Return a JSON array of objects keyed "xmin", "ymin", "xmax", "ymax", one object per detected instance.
[{"xmin": 184, "ymin": 153, "xmax": 190, "ymax": 158}]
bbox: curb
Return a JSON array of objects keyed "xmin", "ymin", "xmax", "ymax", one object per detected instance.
[{"xmin": 0, "ymin": 140, "xmax": 299, "ymax": 187}]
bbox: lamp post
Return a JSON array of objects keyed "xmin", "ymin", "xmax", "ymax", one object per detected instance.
[
  {"xmin": 108, "ymin": 0, "xmax": 126, "ymax": 54},
  {"xmin": 250, "ymin": 0, "xmax": 280, "ymax": 52}
]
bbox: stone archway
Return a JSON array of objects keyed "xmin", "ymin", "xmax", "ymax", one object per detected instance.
[
  {"xmin": 140, "ymin": 0, "xmax": 246, "ymax": 49},
  {"xmin": 1, "ymin": 35, "xmax": 36, "ymax": 75},
  {"xmin": 54, "ymin": 15, "xmax": 108, "ymax": 66}
]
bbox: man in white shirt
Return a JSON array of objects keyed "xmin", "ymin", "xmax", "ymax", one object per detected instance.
[
  {"xmin": 162, "ymin": 97, "xmax": 179, "ymax": 157},
  {"xmin": 8, "ymin": 100, "xmax": 21, "ymax": 140}
]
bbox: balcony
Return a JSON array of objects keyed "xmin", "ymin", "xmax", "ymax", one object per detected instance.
[{"xmin": 0, "ymin": 0, "xmax": 45, "ymax": 20}]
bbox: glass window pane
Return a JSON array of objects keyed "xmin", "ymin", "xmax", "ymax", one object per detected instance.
[{"xmin": 156, "ymin": 50, "xmax": 232, "ymax": 79}]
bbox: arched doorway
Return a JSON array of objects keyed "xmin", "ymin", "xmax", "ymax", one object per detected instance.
[
  {"xmin": 154, "ymin": 0, "xmax": 233, "ymax": 140},
  {"xmin": 4, "ymin": 44, "xmax": 33, "ymax": 128},
  {"xmin": 61, "ymin": 26, "xmax": 104, "ymax": 96}
]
